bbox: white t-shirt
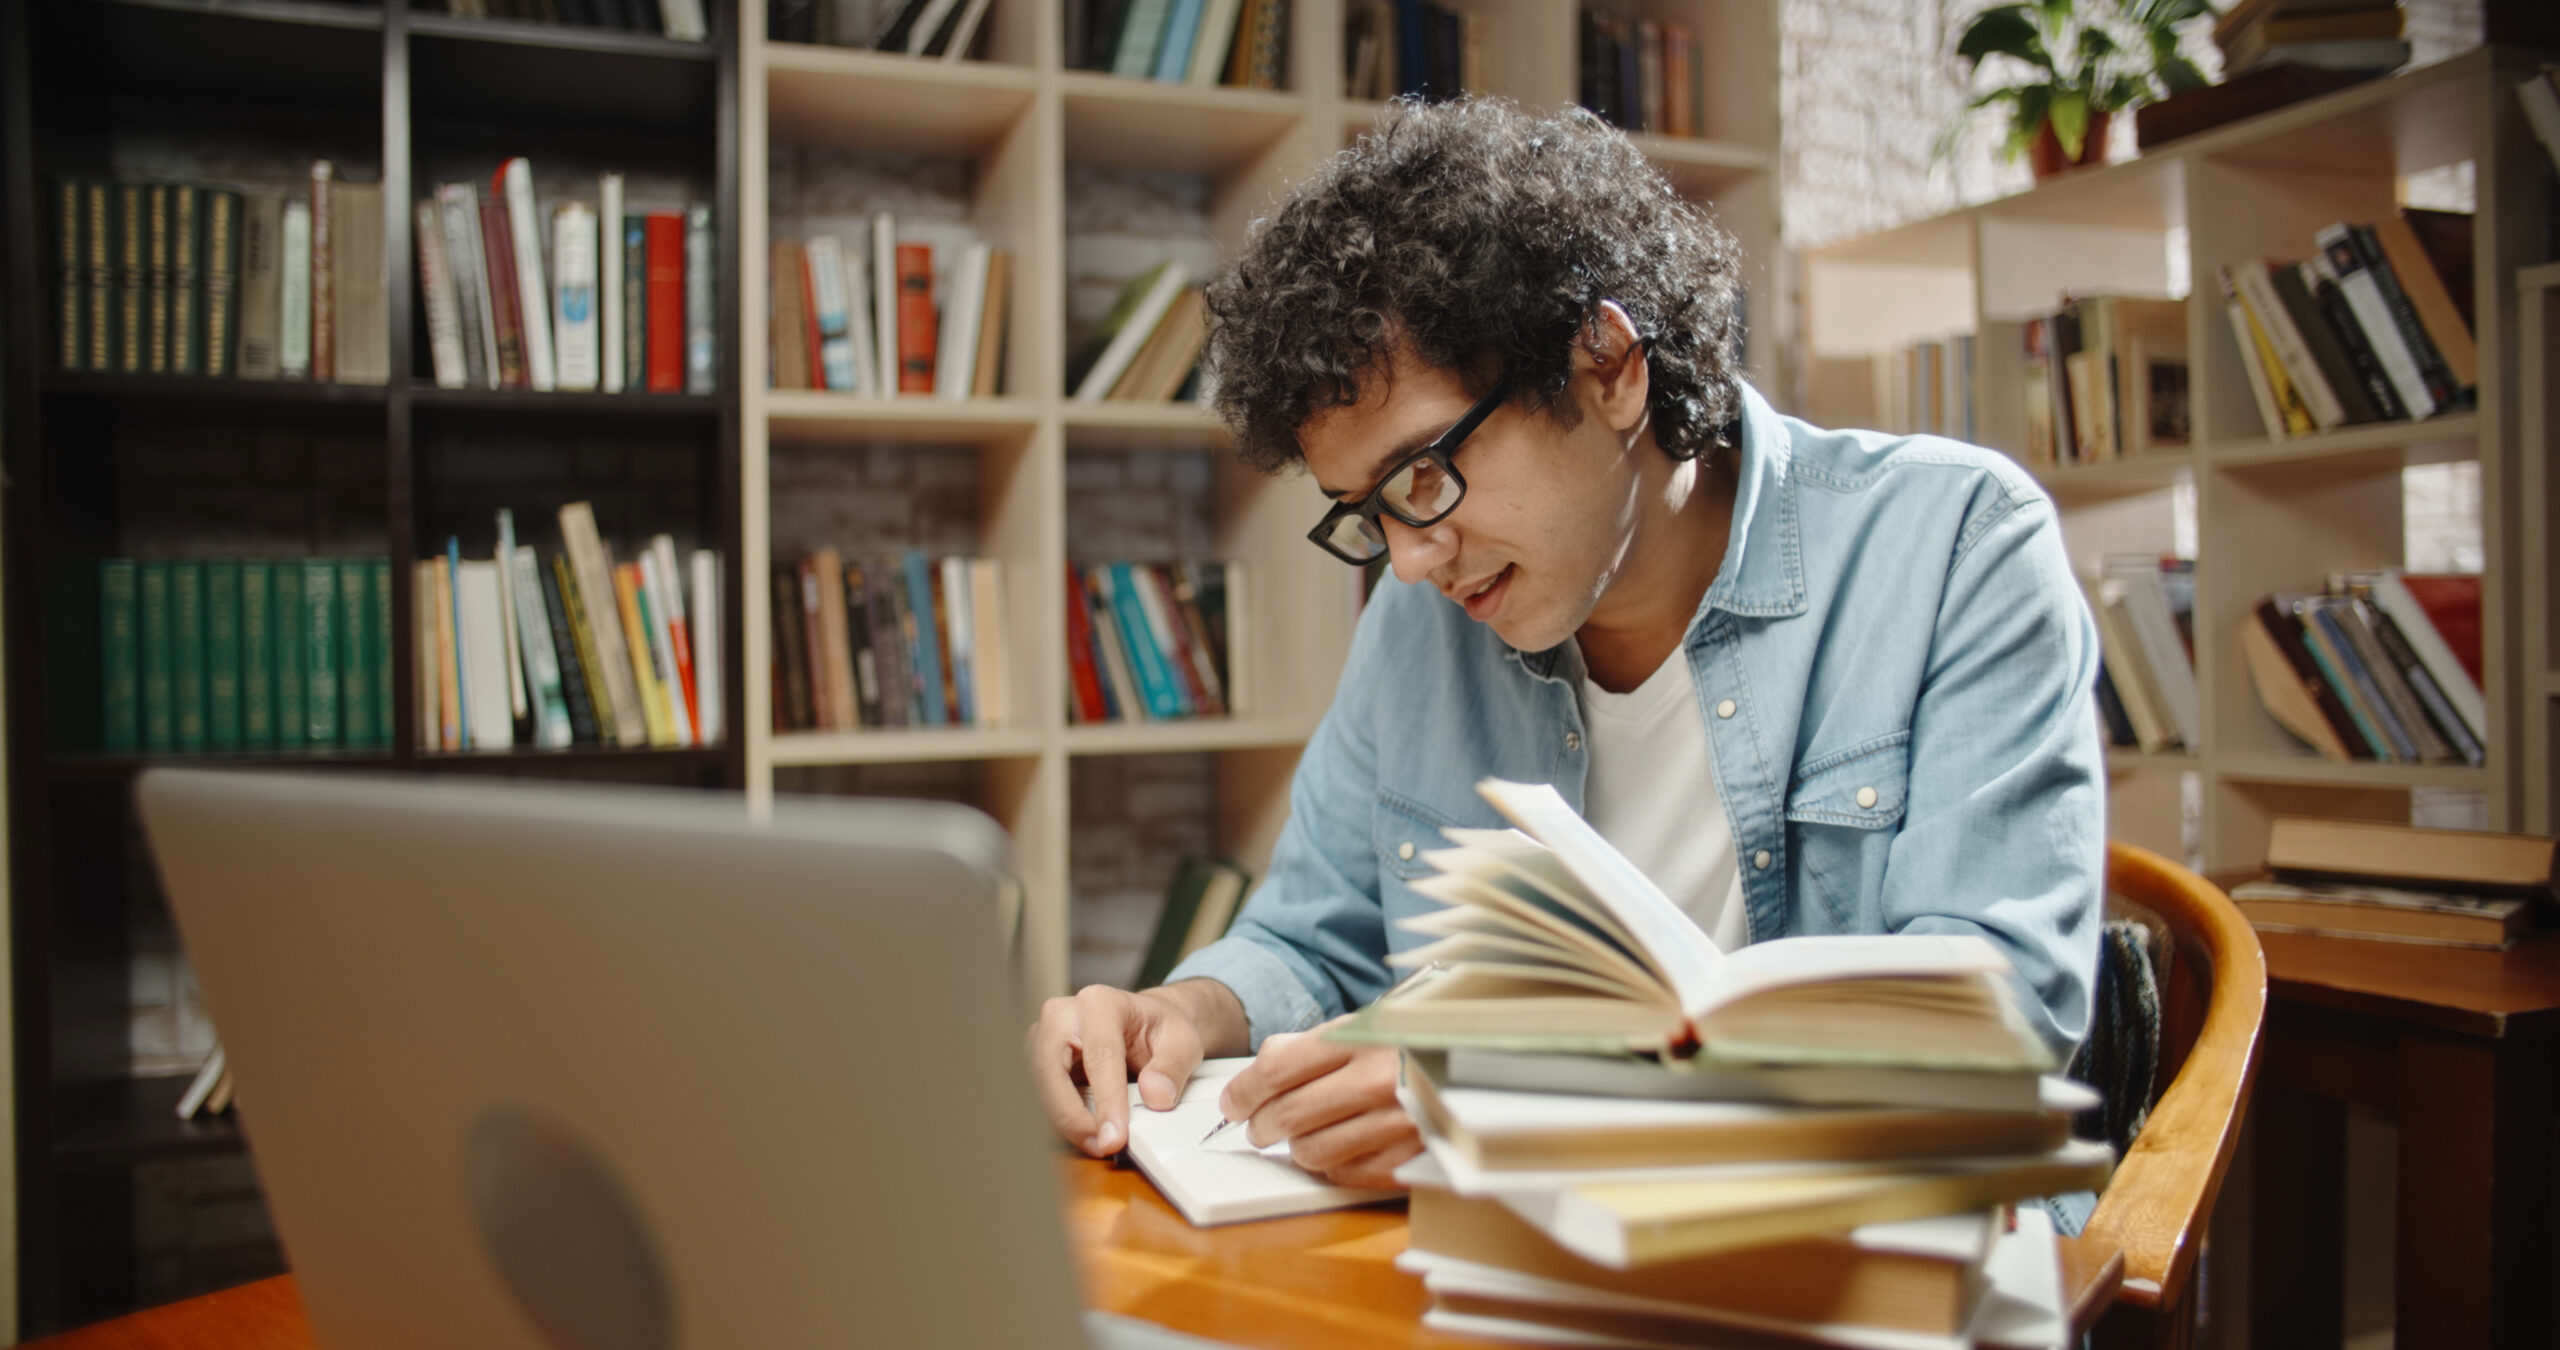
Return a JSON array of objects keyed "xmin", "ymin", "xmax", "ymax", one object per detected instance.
[{"xmin": 1577, "ymin": 651, "xmax": 1749, "ymax": 952}]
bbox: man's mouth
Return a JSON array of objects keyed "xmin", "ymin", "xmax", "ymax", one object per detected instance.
[{"xmin": 1454, "ymin": 564, "xmax": 1514, "ymax": 620}]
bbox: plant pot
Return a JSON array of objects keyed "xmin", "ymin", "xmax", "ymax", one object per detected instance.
[{"xmin": 2028, "ymin": 109, "xmax": 2112, "ymax": 180}]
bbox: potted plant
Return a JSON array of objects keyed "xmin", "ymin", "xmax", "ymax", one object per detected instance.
[{"xmin": 1951, "ymin": 0, "xmax": 2214, "ymax": 179}]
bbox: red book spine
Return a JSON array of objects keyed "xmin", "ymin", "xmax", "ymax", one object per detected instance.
[
  {"xmin": 895, "ymin": 241, "xmax": 936, "ymax": 393},
  {"xmin": 799, "ymin": 248, "xmax": 826, "ymax": 390},
  {"xmin": 645, "ymin": 212, "xmax": 685, "ymax": 393},
  {"xmin": 1063, "ymin": 562, "xmax": 1108, "ymax": 723},
  {"xmin": 2397, "ymin": 573, "xmax": 2484, "ymax": 688},
  {"xmin": 478, "ymin": 197, "xmax": 528, "ymax": 389},
  {"xmin": 664, "ymin": 588, "xmax": 702, "ymax": 740}
]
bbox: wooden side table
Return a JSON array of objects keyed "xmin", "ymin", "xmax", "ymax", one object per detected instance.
[{"xmin": 2245, "ymin": 926, "xmax": 2560, "ymax": 1350}]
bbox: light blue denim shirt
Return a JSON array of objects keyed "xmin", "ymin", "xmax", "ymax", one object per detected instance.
[{"xmin": 1167, "ymin": 383, "xmax": 2106, "ymax": 1067}]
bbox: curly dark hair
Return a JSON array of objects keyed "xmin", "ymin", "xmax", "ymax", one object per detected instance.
[{"xmin": 1203, "ymin": 97, "xmax": 1747, "ymax": 472}]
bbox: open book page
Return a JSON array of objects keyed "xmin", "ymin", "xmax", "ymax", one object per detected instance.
[
  {"xmin": 1431, "ymin": 829, "xmax": 1650, "ymax": 963},
  {"xmin": 1477, "ymin": 779, "xmax": 1723, "ymax": 1015},
  {"xmin": 1705, "ymin": 935, "xmax": 2012, "ymax": 1009},
  {"xmin": 1122, "ymin": 1058, "xmax": 1400, "ymax": 1226}
]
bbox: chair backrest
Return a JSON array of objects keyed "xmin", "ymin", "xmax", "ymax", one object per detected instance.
[{"xmin": 2067, "ymin": 840, "xmax": 2268, "ymax": 1329}]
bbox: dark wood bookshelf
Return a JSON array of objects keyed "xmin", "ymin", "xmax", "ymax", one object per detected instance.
[{"xmin": 0, "ymin": 0, "xmax": 745, "ymax": 1333}]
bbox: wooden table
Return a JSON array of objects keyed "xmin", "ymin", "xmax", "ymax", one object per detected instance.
[
  {"xmin": 2246, "ymin": 926, "xmax": 2560, "ymax": 1350},
  {"xmin": 28, "ymin": 1156, "xmax": 2126, "ymax": 1348}
]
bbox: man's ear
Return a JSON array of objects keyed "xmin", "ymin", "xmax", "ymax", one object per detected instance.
[{"xmin": 1575, "ymin": 300, "xmax": 1649, "ymax": 433}]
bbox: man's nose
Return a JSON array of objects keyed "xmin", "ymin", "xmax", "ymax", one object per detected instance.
[{"xmin": 1382, "ymin": 515, "xmax": 1456, "ymax": 586}]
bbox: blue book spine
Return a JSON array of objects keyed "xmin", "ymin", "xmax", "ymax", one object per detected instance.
[
  {"xmin": 448, "ymin": 538, "xmax": 472, "ymax": 748},
  {"xmin": 1109, "ymin": 562, "xmax": 1185, "ymax": 718},
  {"xmin": 901, "ymin": 550, "xmax": 946, "ymax": 726},
  {"xmin": 1152, "ymin": 0, "xmax": 1206, "ymax": 81},
  {"xmin": 2306, "ymin": 603, "xmax": 2413, "ymax": 761}
]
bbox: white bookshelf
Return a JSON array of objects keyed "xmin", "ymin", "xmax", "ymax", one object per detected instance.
[
  {"xmin": 737, "ymin": 0, "xmax": 1781, "ymax": 1006},
  {"xmin": 1801, "ymin": 47, "xmax": 2551, "ymax": 872}
]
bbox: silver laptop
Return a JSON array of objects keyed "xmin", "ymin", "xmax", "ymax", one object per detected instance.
[{"xmin": 137, "ymin": 769, "xmax": 1220, "ymax": 1350}]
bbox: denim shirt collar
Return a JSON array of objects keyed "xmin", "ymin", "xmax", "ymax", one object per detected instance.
[{"xmin": 1508, "ymin": 381, "xmax": 1805, "ymax": 682}]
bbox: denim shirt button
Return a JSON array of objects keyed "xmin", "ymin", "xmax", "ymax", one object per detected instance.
[
  {"xmin": 1564, "ymin": 731, "xmax": 1581, "ymax": 752},
  {"xmin": 1856, "ymin": 786, "xmax": 1879, "ymax": 809},
  {"xmin": 1715, "ymin": 699, "xmax": 1737, "ymax": 719},
  {"xmin": 1398, "ymin": 841, "xmax": 1416, "ymax": 861},
  {"xmin": 1752, "ymin": 849, "xmax": 1772, "ymax": 870}
]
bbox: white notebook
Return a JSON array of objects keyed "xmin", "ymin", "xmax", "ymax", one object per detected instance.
[{"xmin": 1124, "ymin": 1058, "xmax": 1400, "ymax": 1227}]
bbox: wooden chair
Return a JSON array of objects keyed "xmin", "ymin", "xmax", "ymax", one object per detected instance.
[{"xmin": 2065, "ymin": 841, "xmax": 2269, "ymax": 1348}]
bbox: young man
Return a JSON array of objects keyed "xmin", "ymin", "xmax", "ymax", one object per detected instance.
[{"xmin": 1026, "ymin": 100, "xmax": 2104, "ymax": 1192}]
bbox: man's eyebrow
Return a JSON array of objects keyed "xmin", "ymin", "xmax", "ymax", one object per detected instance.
[{"xmin": 1317, "ymin": 424, "xmax": 1447, "ymax": 500}]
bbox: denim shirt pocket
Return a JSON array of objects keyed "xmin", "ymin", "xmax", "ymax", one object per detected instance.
[
  {"xmin": 1783, "ymin": 732, "xmax": 1911, "ymax": 928},
  {"xmin": 1373, "ymin": 790, "xmax": 1462, "ymax": 949}
]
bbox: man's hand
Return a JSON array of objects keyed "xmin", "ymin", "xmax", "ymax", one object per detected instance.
[
  {"xmin": 1026, "ymin": 981, "xmax": 1243, "ymax": 1157},
  {"xmin": 1217, "ymin": 1017, "xmax": 1419, "ymax": 1189}
]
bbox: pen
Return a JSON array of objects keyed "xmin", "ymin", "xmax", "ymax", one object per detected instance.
[
  {"xmin": 1199, "ymin": 961, "xmax": 1445, "ymax": 1147},
  {"xmin": 1198, "ymin": 1116, "xmax": 1243, "ymax": 1146}
]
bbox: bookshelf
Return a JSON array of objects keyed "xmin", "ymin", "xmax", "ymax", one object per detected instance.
[
  {"xmin": 737, "ymin": 0, "xmax": 1779, "ymax": 1009},
  {"xmin": 2524, "ymin": 258, "xmax": 2560, "ymax": 834},
  {"xmin": 0, "ymin": 0, "xmax": 742, "ymax": 1332},
  {"xmin": 1800, "ymin": 46, "xmax": 2551, "ymax": 872}
]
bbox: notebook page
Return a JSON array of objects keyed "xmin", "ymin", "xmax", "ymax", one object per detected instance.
[{"xmin": 1123, "ymin": 1059, "xmax": 1400, "ymax": 1226}]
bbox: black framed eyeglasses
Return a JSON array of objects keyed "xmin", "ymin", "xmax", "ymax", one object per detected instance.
[{"xmin": 1305, "ymin": 382, "xmax": 1508, "ymax": 565}]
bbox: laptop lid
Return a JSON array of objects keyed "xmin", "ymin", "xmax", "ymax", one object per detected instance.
[{"xmin": 136, "ymin": 769, "xmax": 1088, "ymax": 1350}]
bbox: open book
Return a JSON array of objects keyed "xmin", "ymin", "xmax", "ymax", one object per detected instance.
[{"xmin": 1332, "ymin": 779, "xmax": 2052, "ymax": 1071}]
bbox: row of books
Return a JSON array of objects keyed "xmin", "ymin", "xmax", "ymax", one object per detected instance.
[
  {"xmin": 1341, "ymin": 1, "xmax": 1481, "ymax": 104},
  {"xmin": 2212, "ymin": 0, "xmax": 2410, "ymax": 78},
  {"xmin": 2216, "ymin": 212, "xmax": 2477, "ymax": 441},
  {"xmin": 2244, "ymin": 570, "xmax": 2486, "ymax": 767},
  {"xmin": 1340, "ymin": 781, "xmax": 2104, "ymax": 1346},
  {"xmin": 1067, "ymin": 260, "xmax": 1208, "ymax": 403},
  {"xmin": 2233, "ymin": 815, "xmax": 2551, "ymax": 952},
  {"xmin": 1577, "ymin": 7, "xmax": 1711, "ymax": 140},
  {"xmin": 98, "ymin": 558, "xmax": 394, "ymax": 755},
  {"xmin": 1870, "ymin": 334, "xmax": 1979, "ymax": 444},
  {"xmin": 416, "ymin": 506, "xmax": 723, "ymax": 753},
  {"xmin": 767, "ymin": 225, "xmax": 1009, "ymax": 397},
  {"xmin": 1067, "ymin": 560, "xmax": 1243, "ymax": 723},
  {"xmin": 53, "ymin": 168, "xmax": 388, "ymax": 383},
  {"xmin": 2086, "ymin": 556, "xmax": 2198, "ymax": 755},
  {"xmin": 771, "ymin": 549, "xmax": 1012, "ymax": 732},
  {"xmin": 768, "ymin": 0, "xmax": 992, "ymax": 56},
  {"xmin": 2022, "ymin": 296, "xmax": 2189, "ymax": 465},
  {"xmin": 1065, "ymin": 0, "xmax": 1290, "ymax": 89},
  {"xmin": 418, "ymin": 161, "xmax": 716, "ymax": 395},
  {"xmin": 438, "ymin": 0, "xmax": 708, "ymax": 39}
]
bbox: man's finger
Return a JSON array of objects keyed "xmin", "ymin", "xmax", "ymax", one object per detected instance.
[
  {"xmin": 1025, "ymin": 1004, "xmax": 1103, "ymax": 1147},
  {"xmin": 1075, "ymin": 987, "xmax": 1134, "ymax": 1155},
  {"xmin": 1313, "ymin": 1133, "xmax": 1425, "ymax": 1191},
  {"xmin": 1133, "ymin": 1000, "xmax": 1204, "ymax": 1112},
  {"xmin": 1220, "ymin": 1021, "xmax": 1359, "ymax": 1124},
  {"xmin": 1286, "ymin": 1105, "xmax": 1418, "ymax": 1176}
]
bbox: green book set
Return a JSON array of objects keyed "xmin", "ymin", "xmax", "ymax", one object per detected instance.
[{"xmin": 97, "ymin": 558, "xmax": 393, "ymax": 755}]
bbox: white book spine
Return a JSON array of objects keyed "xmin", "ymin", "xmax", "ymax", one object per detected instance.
[
  {"xmin": 501, "ymin": 158, "xmax": 557, "ymax": 391},
  {"xmin": 2372, "ymin": 572, "xmax": 2486, "ymax": 737},
  {"xmin": 2316, "ymin": 224, "xmax": 2434, "ymax": 419},
  {"xmin": 494, "ymin": 510, "xmax": 529, "ymax": 718},
  {"xmin": 510, "ymin": 545, "xmax": 576, "ymax": 748},
  {"xmin": 175, "ymin": 1046, "xmax": 227, "ymax": 1121},
  {"xmin": 599, "ymin": 173, "xmax": 624, "ymax": 393},
  {"xmin": 871, "ymin": 211, "xmax": 899, "ymax": 394},
  {"xmin": 660, "ymin": 0, "xmax": 708, "ymax": 41},
  {"xmin": 1187, "ymin": 0, "xmax": 1245, "ymax": 84},
  {"xmin": 650, "ymin": 535, "xmax": 698, "ymax": 741},
  {"xmin": 552, "ymin": 203, "xmax": 600, "ymax": 391},
  {"xmin": 417, "ymin": 200, "xmax": 469, "ymax": 389},
  {"xmin": 941, "ymin": 0, "xmax": 994, "ymax": 61},
  {"xmin": 806, "ymin": 235, "xmax": 858, "ymax": 391},
  {"xmin": 639, "ymin": 550, "xmax": 695, "ymax": 745},
  {"xmin": 1073, "ymin": 263, "xmax": 1190, "ymax": 401},
  {"xmin": 1224, "ymin": 560, "xmax": 1249, "ymax": 716},
  {"xmin": 841, "ymin": 242, "xmax": 878, "ymax": 395},
  {"xmin": 690, "ymin": 549, "xmax": 722, "ymax": 745},
  {"xmin": 941, "ymin": 555, "xmax": 976, "ymax": 723},
  {"xmin": 2231, "ymin": 259, "xmax": 2345, "ymax": 431},
  {"xmin": 279, "ymin": 198, "xmax": 311, "ymax": 378},
  {"xmin": 968, "ymin": 556, "xmax": 1004, "ymax": 727},
  {"xmin": 456, "ymin": 561, "xmax": 518, "ymax": 750},
  {"xmin": 936, "ymin": 241, "xmax": 989, "ymax": 402},
  {"xmin": 2224, "ymin": 296, "xmax": 2285, "ymax": 440},
  {"xmin": 1127, "ymin": 564, "xmax": 1190, "ymax": 714},
  {"xmin": 906, "ymin": 0, "xmax": 963, "ymax": 54},
  {"xmin": 436, "ymin": 185, "xmax": 493, "ymax": 389},
  {"xmin": 684, "ymin": 203, "xmax": 715, "ymax": 394}
]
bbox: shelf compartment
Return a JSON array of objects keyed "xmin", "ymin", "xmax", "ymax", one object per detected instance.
[
  {"xmin": 410, "ymin": 13, "xmax": 716, "ymax": 136},
  {"xmin": 2029, "ymin": 452, "xmax": 2196, "ymax": 501},
  {"xmin": 1059, "ymin": 74, "xmax": 1302, "ymax": 175},
  {"xmin": 2213, "ymin": 753, "xmax": 2492, "ymax": 792},
  {"xmin": 764, "ymin": 392, "xmax": 1041, "ymax": 443},
  {"xmin": 1061, "ymin": 401, "xmax": 1227, "ymax": 448},
  {"xmin": 78, "ymin": 0, "xmax": 382, "ymax": 109},
  {"xmin": 768, "ymin": 727, "xmax": 1046, "ymax": 766},
  {"xmin": 54, "ymin": 1074, "xmax": 245, "ymax": 1171},
  {"xmin": 1065, "ymin": 716, "xmax": 1320, "ymax": 756},
  {"xmin": 1624, "ymin": 133, "xmax": 1776, "ymax": 197},
  {"xmin": 765, "ymin": 44, "xmax": 1037, "ymax": 156},
  {"xmin": 2208, "ymin": 412, "xmax": 2483, "ymax": 474}
]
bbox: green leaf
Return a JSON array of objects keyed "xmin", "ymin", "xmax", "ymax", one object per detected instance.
[
  {"xmin": 2049, "ymin": 88, "xmax": 2091, "ymax": 159},
  {"xmin": 2158, "ymin": 52, "xmax": 2209, "ymax": 93},
  {"xmin": 2075, "ymin": 25, "xmax": 2120, "ymax": 67},
  {"xmin": 1956, "ymin": 5, "xmax": 2050, "ymax": 72},
  {"xmin": 2101, "ymin": 74, "xmax": 2150, "ymax": 110},
  {"xmin": 2015, "ymin": 83, "xmax": 2055, "ymax": 149}
]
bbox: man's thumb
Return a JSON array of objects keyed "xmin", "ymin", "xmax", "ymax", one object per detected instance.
[{"xmin": 1135, "ymin": 1064, "xmax": 1184, "ymax": 1112}]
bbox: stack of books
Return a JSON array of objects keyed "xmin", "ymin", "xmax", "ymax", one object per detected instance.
[
  {"xmin": 767, "ymin": 0, "xmax": 991, "ymax": 56},
  {"xmin": 2086, "ymin": 557, "xmax": 2197, "ymax": 755},
  {"xmin": 99, "ymin": 557, "xmax": 393, "ymax": 756},
  {"xmin": 1066, "ymin": 261, "xmax": 1208, "ymax": 404},
  {"xmin": 1341, "ymin": 1, "xmax": 1482, "ymax": 104},
  {"xmin": 2244, "ymin": 571, "xmax": 2483, "ymax": 766},
  {"xmin": 417, "ymin": 503, "xmax": 722, "ymax": 753},
  {"xmin": 768, "ymin": 224, "xmax": 1009, "ymax": 398},
  {"xmin": 2211, "ymin": 0, "xmax": 2410, "ymax": 77},
  {"xmin": 417, "ymin": 162, "xmax": 716, "ymax": 395},
  {"xmin": 1341, "ymin": 779, "xmax": 2114, "ymax": 1347},
  {"xmin": 53, "ymin": 166, "xmax": 388, "ymax": 384},
  {"xmin": 1063, "ymin": 0, "xmax": 1290, "ymax": 89},
  {"xmin": 2232, "ymin": 816, "xmax": 2552, "ymax": 951},
  {"xmin": 2215, "ymin": 213, "xmax": 2476, "ymax": 441},
  {"xmin": 1578, "ymin": 8, "xmax": 1707, "ymax": 138},
  {"xmin": 771, "ymin": 549, "xmax": 1009, "ymax": 732},
  {"xmin": 2020, "ymin": 295, "xmax": 2188, "ymax": 465},
  {"xmin": 441, "ymin": 0, "xmax": 707, "ymax": 40},
  {"xmin": 1066, "ymin": 559, "xmax": 1243, "ymax": 723}
]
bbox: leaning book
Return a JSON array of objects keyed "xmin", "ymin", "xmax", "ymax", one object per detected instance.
[
  {"xmin": 2230, "ymin": 878, "xmax": 2534, "ymax": 950},
  {"xmin": 1329, "ymin": 778, "xmax": 2053, "ymax": 1071}
]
